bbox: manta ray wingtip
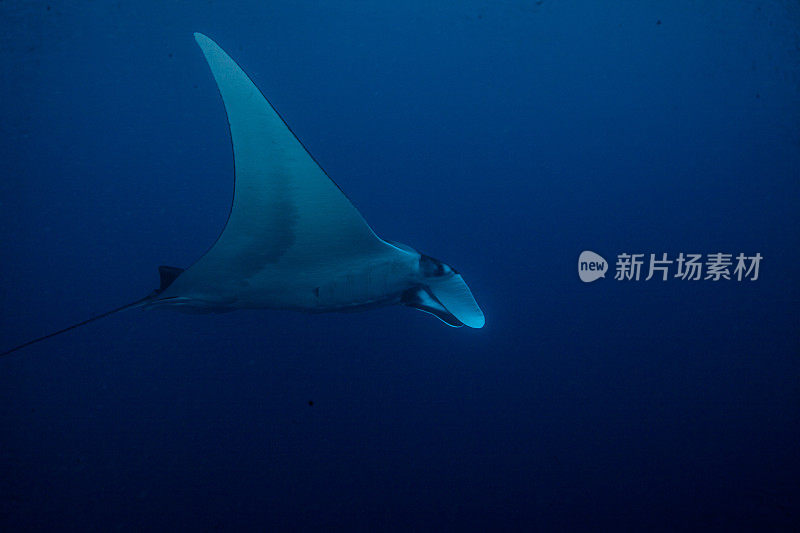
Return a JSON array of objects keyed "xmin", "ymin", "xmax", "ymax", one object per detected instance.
[{"xmin": 193, "ymin": 32, "xmax": 212, "ymax": 46}]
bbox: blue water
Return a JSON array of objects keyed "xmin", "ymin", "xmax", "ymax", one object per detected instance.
[{"xmin": 1, "ymin": 1, "xmax": 798, "ymax": 530}]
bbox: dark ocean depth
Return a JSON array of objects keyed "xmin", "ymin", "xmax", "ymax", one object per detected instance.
[{"xmin": 1, "ymin": 1, "xmax": 799, "ymax": 530}]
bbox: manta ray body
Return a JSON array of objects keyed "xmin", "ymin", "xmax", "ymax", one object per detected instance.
[{"xmin": 1, "ymin": 33, "xmax": 484, "ymax": 357}]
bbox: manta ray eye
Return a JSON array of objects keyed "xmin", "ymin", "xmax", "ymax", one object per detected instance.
[{"xmin": 420, "ymin": 255, "xmax": 451, "ymax": 277}]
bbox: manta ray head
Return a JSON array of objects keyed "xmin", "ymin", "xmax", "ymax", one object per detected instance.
[{"xmin": 401, "ymin": 250, "xmax": 485, "ymax": 329}]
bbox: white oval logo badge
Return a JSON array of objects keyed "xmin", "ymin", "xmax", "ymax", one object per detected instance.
[{"xmin": 578, "ymin": 251, "xmax": 607, "ymax": 282}]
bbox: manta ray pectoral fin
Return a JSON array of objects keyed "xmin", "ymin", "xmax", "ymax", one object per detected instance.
[
  {"xmin": 425, "ymin": 275, "xmax": 485, "ymax": 329},
  {"xmin": 402, "ymin": 287, "xmax": 464, "ymax": 328},
  {"xmin": 165, "ymin": 32, "xmax": 399, "ymax": 296}
]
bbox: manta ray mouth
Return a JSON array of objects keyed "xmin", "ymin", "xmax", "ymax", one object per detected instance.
[{"xmin": 427, "ymin": 275, "xmax": 485, "ymax": 329}]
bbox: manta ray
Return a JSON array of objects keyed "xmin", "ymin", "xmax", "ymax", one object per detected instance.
[{"xmin": 1, "ymin": 33, "xmax": 484, "ymax": 357}]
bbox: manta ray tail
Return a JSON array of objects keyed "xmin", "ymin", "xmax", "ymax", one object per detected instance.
[
  {"xmin": 1, "ymin": 265, "xmax": 184, "ymax": 357},
  {"xmin": 0, "ymin": 297, "xmax": 149, "ymax": 357}
]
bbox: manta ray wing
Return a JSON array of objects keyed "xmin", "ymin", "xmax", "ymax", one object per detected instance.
[{"xmin": 173, "ymin": 33, "xmax": 393, "ymax": 291}]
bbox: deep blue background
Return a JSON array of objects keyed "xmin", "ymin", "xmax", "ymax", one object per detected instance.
[{"xmin": 1, "ymin": 1, "xmax": 798, "ymax": 530}]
